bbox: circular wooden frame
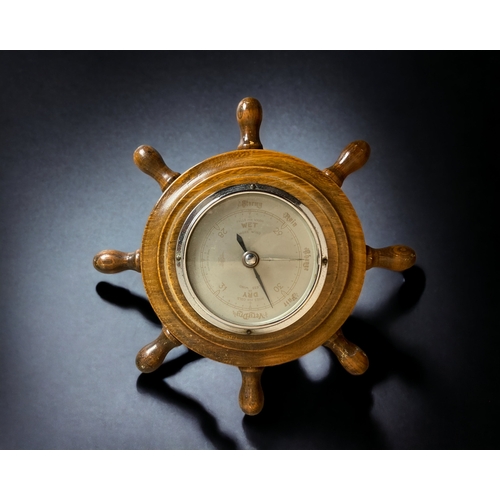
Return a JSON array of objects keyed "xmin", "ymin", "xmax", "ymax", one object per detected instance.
[{"xmin": 141, "ymin": 149, "xmax": 366, "ymax": 367}]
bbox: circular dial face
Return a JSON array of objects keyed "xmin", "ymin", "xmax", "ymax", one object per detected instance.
[{"xmin": 176, "ymin": 184, "xmax": 328, "ymax": 334}]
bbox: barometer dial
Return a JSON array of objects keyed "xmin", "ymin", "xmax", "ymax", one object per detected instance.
[{"xmin": 176, "ymin": 185, "xmax": 328, "ymax": 334}]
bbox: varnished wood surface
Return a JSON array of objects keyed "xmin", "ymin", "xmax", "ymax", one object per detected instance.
[
  {"xmin": 366, "ymin": 245, "xmax": 416, "ymax": 271},
  {"xmin": 133, "ymin": 145, "xmax": 180, "ymax": 191},
  {"xmin": 236, "ymin": 97, "xmax": 263, "ymax": 150},
  {"xmin": 238, "ymin": 367, "xmax": 265, "ymax": 415},
  {"xmin": 323, "ymin": 140, "xmax": 371, "ymax": 187},
  {"xmin": 135, "ymin": 328, "xmax": 182, "ymax": 373},
  {"xmin": 323, "ymin": 328, "xmax": 369, "ymax": 375},
  {"xmin": 93, "ymin": 249, "xmax": 141, "ymax": 273}
]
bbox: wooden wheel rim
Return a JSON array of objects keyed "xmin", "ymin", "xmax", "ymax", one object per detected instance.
[{"xmin": 141, "ymin": 149, "xmax": 366, "ymax": 367}]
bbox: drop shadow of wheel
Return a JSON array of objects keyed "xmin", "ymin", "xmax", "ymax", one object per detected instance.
[
  {"xmin": 95, "ymin": 266, "xmax": 426, "ymax": 449},
  {"xmin": 136, "ymin": 353, "xmax": 239, "ymax": 450},
  {"xmin": 96, "ymin": 280, "xmax": 239, "ymax": 449},
  {"xmin": 96, "ymin": 281, "xmax": 161, "ymax": 326},
  {"xmin": 242, "ymin": 266, "xmax": 427, "ymax": 449}
]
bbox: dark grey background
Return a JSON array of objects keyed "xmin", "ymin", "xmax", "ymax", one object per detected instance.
[{"xmin": 1, "ymin": 51, "xmax": 498, "ymax": 449}]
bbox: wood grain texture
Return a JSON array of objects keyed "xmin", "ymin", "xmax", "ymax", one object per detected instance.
[
  {"xmin": 134, "ymin": 145, "xmax": 180, "ymax": 191},
  {"xmin": 237, "ymin": 97, "xmax": 263, "ymax": 150},
  {"xmin": 135, "ymin": 328, "xmax": 182, "ymax": 373},
  {"xmin": 93, "ymin": 249, "xmax": 141, "ymax": 273},
  {"xmin": 323, "ymin": 140, "xmax": 371, "ymax": 186},
  {"xmin": 140, "ymin": 149, "xmax": 367, "ymax": 368},
  {"xmin": 239, "ymin": 367, "xmax": 264, "ymax": 415},
  {"xmin": 323, "ymin": 328, "xmax": 369, "ymax": 375},
  {"xmin": 366, "ymin": 245, "xmax": 416, "ymax": 271}
]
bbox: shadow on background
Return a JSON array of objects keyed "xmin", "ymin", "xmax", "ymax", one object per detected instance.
[
  {"xmin": 242, "ymin": 266, "xmax": 427, "ymax": 449},
  {"xmin": 242, "ymin": 317, "xmax": 425, "ymax": 449},
  {"xmin": 375, "ymin": 266, "xmax": 426, "ymax": 322},
  {"xmin": 96, "ymin": 281, "xmax": 238, "ymax": 449},
  {"xmin": 96, "ymin": 266, "xmax": 426, "ymax": 449},
  {"xmin": 96, "ymin": 281, "xmax": 161, "ymax": 326},
  {"xmin": 136, "ymin": 354, "xmax": 239, "ymax": 450}
]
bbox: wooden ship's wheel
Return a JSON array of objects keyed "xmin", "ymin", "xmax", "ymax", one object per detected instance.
[{"xmin": 94, "ymin": 97, "xmax": 416, "ymax": 415}]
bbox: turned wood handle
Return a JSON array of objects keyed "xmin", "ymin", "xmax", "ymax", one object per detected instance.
[
  {"xmin": 237, "ymin": 97, "xmax": 263, "ymax": 150},
  {"xmin": 323, "ymin": 140, "xmax": 371, "ymax": 186},
  {"xmin": 324, "ymin": 329, "xmax": 369, "ymax": 375},
  {"xmin": 93, "ymin": 249, "xmax": 141, "ymax": 273},
  {"xmin": 133, "ymin": 145, "xmax": 180, "ymax": 191},
  {"xmin": 136, "ymin": 328, "xmax": 182, "ymax": 373},
  {"xmin": 366, "ymin": 245, "xmax": 416, "ymax": 271},
  {"xmin": 238, "ymin": 367, "xmax": 265, "ymax": 415}
]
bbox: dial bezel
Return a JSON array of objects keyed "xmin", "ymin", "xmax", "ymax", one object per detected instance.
[{"xmin": 175, "ymin": 183, "xmax": 329, "ymax": 334}]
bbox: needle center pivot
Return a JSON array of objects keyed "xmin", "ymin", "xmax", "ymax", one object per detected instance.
[{"xmin": 242, "ymin": 250, "xmax": 260, "ymax": 268}]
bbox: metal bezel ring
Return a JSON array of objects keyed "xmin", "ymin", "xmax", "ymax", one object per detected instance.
[{"xmin": 174, "ymin": 183, "xmax": 329, "ymax": 335}]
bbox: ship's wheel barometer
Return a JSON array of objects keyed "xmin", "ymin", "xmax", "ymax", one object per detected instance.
[{"xmin": 93, "ymin": 97, "xmax": 416, "ymax": 415}]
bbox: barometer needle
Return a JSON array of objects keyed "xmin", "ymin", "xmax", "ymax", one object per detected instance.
[
  {"xmin": 236, "ymin": 234, "xmax": 273, "ymax": 308},
  {"xmin": 236, "ymin": 233, "xmax": 248, "ymax": 253},
  {"xmin": 252, "ymin": 268, "xmax": 273, "ymax": 308},
  {"xmin": 260, "ymin": 258, "xmax": 304, "ymax": 261}
]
